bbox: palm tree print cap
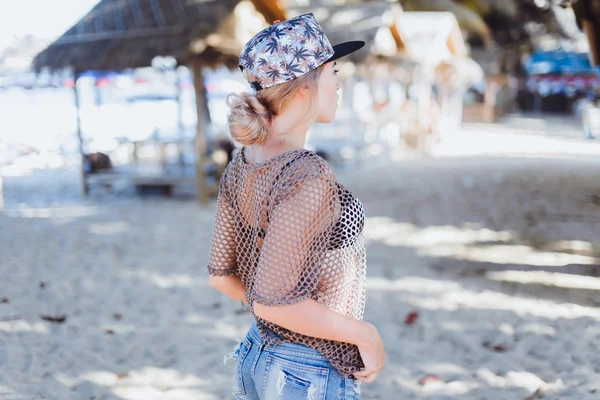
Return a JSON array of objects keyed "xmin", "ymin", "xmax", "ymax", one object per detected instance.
[{"xmin": 239, "ymin": 13, "xmax": 365, "ymax": 91}]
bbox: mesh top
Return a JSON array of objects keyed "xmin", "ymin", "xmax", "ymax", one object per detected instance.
[{"xmin": 207, "ymin": 147, "xmax": 367, "ymax": 377}]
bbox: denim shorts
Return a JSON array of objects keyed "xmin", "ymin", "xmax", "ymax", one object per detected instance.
[{"xmin": 224, "ymin": 320, "xmax": 361, "ymax": 400}]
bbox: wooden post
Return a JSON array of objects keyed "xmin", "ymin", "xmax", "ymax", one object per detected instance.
[
  {"xmin": 190, "ymin": 60, "xmax": 209, "ymax": 205},
  {"xmin": 0, "ymin": 135, "xmax": 3, "ymax": 211},
  {"xmin": 176, "ymin": 70, "xmax": 185, "ymax": 167},
  {"xmin": 73, "ymin": 71, "xmax": 89, "ymax": 196},
  {"xmin": 417, "ymin": 65, "xmax": 433, "ymax": 154},
  {"xmin": 582, "ymin": 19, "xmax": 600, "ymax": 67},
  {"xmin": 0, "ymin": 163, "xmax": 3, "ymax": 212}
]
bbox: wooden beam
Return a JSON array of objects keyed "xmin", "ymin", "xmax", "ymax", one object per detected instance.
[
  {"xmin": 446, "ymin": 21, "xmax": 468, "ymax": 57},
  {"xmin": 190, "ymin": 60, "xmax": 209, "ymax": 205},
  {"xmin": 583, "ymin": 19, "xmax": 600, "ymax": 66},
  {"xmin": 73, "ymin": 72, "xmax": 89, "ymax": 196},
  {"xmin": 0, "ymin": 164, "xmax": 3, "ymax": 212},
  {"xmin": 248, "ymin": 0, "xmax": 287, "ymax": 24},
  {"xmin": 389, "ymin": 23, "xmax": 406, "ymax": 52}
]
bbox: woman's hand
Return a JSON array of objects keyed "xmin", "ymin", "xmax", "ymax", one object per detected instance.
[
  {"xmin": 253, "ymin": 300, "xmax": 386, "ymax": 383},
  {"xmin": 352, "ymin": 323, "xmax": 386, "ymax": 383}
]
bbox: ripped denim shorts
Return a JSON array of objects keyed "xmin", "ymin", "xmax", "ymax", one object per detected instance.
[{"xmin": 224, "ymin": 319, "xmax": 361, "ymax": 400}]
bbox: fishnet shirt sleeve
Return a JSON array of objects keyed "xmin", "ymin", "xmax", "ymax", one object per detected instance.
[
  {"xmin": 252, "ymin": 165, "xmax": 339, "ymax": 306},
  {"xmin": 207, "ymin": 170, "xmax": 237, "ymax": 277}
]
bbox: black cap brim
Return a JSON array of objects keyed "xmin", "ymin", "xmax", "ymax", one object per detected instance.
[{"xmin": 327, "ymin": 41, "xmax": 366, "ymax": 63}]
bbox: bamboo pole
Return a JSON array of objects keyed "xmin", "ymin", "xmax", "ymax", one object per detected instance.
[
  {"xmin": 73, "ymin": 71, "xmax": 89, "ymax": 196},
  {"xmin": 191, "ymin": 61, "xmax": 209, "ymax": 205}
]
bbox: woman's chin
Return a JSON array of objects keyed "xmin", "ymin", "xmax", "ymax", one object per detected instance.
[{"xmin": 315, "ymin": 112, "xmax": 336, "ymax": 124}]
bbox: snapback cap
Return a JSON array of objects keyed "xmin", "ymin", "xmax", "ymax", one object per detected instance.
[{"xmin": 238, "ymin": 13, "xmax": 365, "ymax": 91}]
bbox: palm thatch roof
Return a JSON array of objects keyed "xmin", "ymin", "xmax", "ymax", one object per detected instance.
[{"xmin": 33, "ymin": 0, "xmax": 246, "ymax": 72}]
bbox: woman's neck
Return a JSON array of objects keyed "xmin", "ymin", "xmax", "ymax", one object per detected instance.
[
  {"xmin": 249, "ymin": 96, "xmax": 314, "ymax": 162},
  {"xmin": 248, "ymin": 135, "xmax": 305, "ymax": 163}
]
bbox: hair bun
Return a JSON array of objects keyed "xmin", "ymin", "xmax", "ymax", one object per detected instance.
[{"xmin": 226, "ymin": 93, "xmax": 271, "ymax": 146}]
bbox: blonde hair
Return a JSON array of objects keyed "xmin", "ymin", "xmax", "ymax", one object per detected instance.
[{"xmin": 226, "ymin": 66, "xmax": 324, "ymax": 146}]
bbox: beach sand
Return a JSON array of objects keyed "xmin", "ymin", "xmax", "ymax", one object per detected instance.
[{"xmin": 2, "ymin": 126, "xmax": 600, "ymax": 400}]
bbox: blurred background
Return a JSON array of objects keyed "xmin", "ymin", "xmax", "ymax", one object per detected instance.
[{"xmin": 1, "ymin": 1, "xmax": 600, "ymax": 399}]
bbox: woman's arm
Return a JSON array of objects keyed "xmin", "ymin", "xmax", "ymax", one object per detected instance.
[
  {"xmin": 208, "ymin": 274, "xmax": 380, "ymax": 362},
  {"xmin": 209, "ymin": 274, "xmax": 247, "ymax": 305},
  {"xmin": 254, "ymin": 299, "xmax": 385, "ymax": 383},
  {"xmin": 254, "ymin": 299, "xmax": 373, "ymax": 347},
  {"xmin": 207, "ymin": 169, "xmax": 239, "ymax": 284}
]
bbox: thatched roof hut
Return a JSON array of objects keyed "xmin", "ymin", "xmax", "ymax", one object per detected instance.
[
  {"xmin": 32, "ymin": 0, "xmax": 253, "ymax": 72},
  {"xmin": 31, "ymin": 0, "xmax": 288, "ymax": 204}
]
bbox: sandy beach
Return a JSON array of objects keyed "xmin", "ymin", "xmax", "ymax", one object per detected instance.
[{"xmin": 2, "ymin": 120, "xmax": 600, "ymax": 400}]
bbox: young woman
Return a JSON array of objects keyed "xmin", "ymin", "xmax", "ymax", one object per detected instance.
[{"xmin": 208, "ymin": 13, "xmax": 385, "ymax": 400}]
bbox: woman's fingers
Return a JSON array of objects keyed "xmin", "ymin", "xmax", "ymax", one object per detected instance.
[
  {"xmin": 353, "ymin": 373, "xmax": 378, "ymax": 383},
  {"xmin": 353, "ymin": 370, "xmax": 369, "ymax": 378},
  {"xmin": 353, "ymin": 367, "xmax": 380, "ymax": 383}
]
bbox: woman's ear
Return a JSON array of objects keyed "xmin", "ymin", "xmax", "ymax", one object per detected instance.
[{"xmin": 298, "ymin": 84, "xmax": 311, "ymax": 98}]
